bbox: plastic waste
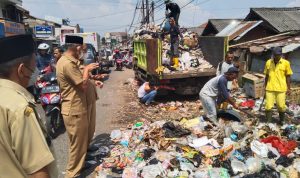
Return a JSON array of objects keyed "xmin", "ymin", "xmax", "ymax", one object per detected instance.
[
  {"xmin": 293, "ymin": 160, "xmax": 300, "ymax": 172},
  {"xmin": 162, "ymin": 122, "xmax": 191, "ymax": 138},
  {"xmin": 224, "ymin": 126, "xmax": 234, "ymax": 138},
  {"xmin": 110, "ymin": 130, "xmax": 122, "ymax": 140},
  {"xmin": 231, "ymin": 122, "xmax": 248, "ymax": 134},
  {"xmin": 143, "ymin": 148, "xmax": 156, "ymax": 160},
  {"xmin": 241, "ymin": 165, "xmax": 280, "ymax": 178},
  {"xmin": 180, "ymin": 161, "xmax": 195, "ymax": 173},
  {"xmin": 261, "ymin": 136, "xmax": 297, "ymax": 156},
  {"xmin": 250, "ymin": 140, "xmax": 268, "ymax": 158},
  {"xmin": 232, "ymin": 150, "xmax": 245, "ymax": 161},
  {"xmin": 266, "ymin": 144, "xmax": 280, "ymax": 159},
  {"xmin": 141, "ymin": 162, "xmax": 165, "ymax": 178},
  {"xmin": 120, "ymin": 140, "xmax": 129, "ymax": 147},
  {"xmin": 96, "ymin": 171, "xmax": 108, "ymax": 178},
  {"xmin": 275, "ymin": 156, "xmax": 294, "ymax": 167},
  {"xmin": 189, "ymin": 136, "xmax": 210, "ymax": 148},
  {"xmin": 194, "ymin": 170, "xmax": 208, "ymax": 178},
  {"xmin": 245, "ymin": 157, "xmax": 263, "ymax": 174},
  {"xmin": 133, "ymin": 122, "xmax": 144, "ymax": 129},
  {"xmin": 88, "ymin": 146, "xmax": 110, "ymax": 158},
  {"xmin": 231, "ymin": 159, "xmax": 247, "ymax": 174},
  {"xmin": 208, "ymin": 168, "xmax": 230, "ymax": 178},
  {"xmin": 230, "ymin": 133, "xmax": 238, "ymax": 142},
  {"xmin": 167, "ymin": 168, "xmax": 179, "ymax": 177},
  {"xmin": 122, "ymin": 167, "xmax": 138, "ymax": 178}
]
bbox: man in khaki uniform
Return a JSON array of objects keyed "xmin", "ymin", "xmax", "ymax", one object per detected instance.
[
  {"xmin": 0, "ymin": 35, "xmax": 57, "ymax": 178},
  {"xmin": 56, "ymin": 36, "xmax": 99, "ymax": 177}
]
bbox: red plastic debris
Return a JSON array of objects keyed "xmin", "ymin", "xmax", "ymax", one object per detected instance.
[
  {"xmin": 261, "ymin": 136, "xmax": 297, "ymax": 156},
  {"xmin": 240, "ymin": 100, "xmax": 255, "ymax": 108}
]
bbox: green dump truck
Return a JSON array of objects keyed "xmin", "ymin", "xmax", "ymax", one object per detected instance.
[{"xmin": 133, "ymin": 38, "xmax": 227, "ymax": 95}]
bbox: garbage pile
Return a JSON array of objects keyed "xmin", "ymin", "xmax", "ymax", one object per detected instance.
[
  {"xmin": 94, "ymin": 114, "xmax": 300, "ymax": 178},
  {"xmin": 133, "ymin": 24, "xmax": 214, "ymax": 74}
]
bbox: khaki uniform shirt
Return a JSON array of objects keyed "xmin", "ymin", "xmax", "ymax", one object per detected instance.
[
  {"xmin": 0, "ymin": 79, "xmax": 57, "ymax": 178},
  {"xmin": 79, "ymin": 64, "xmax": 99, "ymax": 104},
  {"xmin": 56, "ymin": 55, "xmax": 88, "ymax": 115}
]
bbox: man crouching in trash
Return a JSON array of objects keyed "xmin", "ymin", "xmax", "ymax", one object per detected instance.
[{"xmin": 199, "ymin": 67, "xmax": 240, "ymax": 126}]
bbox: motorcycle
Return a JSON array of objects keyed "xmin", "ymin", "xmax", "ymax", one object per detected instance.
[
  {"xmin": 115, "ymin": 59, "xmax": 123, "ymax": 71},
  {"xmin": 36, "ymin": 71, "xmax": 64, "ymax": 138},
  {"xmin": 123, "ymin": 58, "xmax": 133, "ymax": 69}
]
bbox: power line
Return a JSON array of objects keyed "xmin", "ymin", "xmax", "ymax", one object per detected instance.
[{"xmin": 128, "ymin": 0, "xmax": 141, "ymax": 32}]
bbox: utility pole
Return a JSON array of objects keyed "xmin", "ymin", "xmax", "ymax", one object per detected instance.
[
  {"xmin": 146, "ymin": 0, "xmax": 149, "ymax": 24},
  {"xmin": 142, "ymin": 0, "xmax": 145, "ymax": 24},
  {"xmin": 151, "ymin": 1, "xmax": 155, "ymax": 24}
]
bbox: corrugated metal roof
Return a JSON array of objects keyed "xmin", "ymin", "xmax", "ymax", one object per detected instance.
[
  {"xmin": 209, "ymin": 19, "xmax": 242, "ymax": 32},
  {"xmin": 231, "ymin": 32, "xmax": 300, "ymax": 53},
  {"xmin": 216, "ymin": 21, "xmax": 263, "ymax": 41},
  {"xmin": 246, "ymin": 7, "xmax": 300, "ymax": 33}
]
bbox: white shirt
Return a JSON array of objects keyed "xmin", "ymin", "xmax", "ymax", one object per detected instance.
[
  {"xmin": 138, "ymin": 82, "xmax": 147, "ymax": 98},
  {"xmin": 216, "ymin": 61, "xmax": 234, "ymax": 76}
]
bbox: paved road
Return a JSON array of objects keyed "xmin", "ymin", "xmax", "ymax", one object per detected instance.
[{"xmin": 52, "ymin": 68, "xmax": 134, "ymax": 178}]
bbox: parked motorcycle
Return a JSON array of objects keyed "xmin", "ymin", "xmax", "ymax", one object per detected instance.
[
  {"xmin": 36, "ymin": 71, "xmax": 64, "ymax": 138},
  {"xmin": 115, "ymin": 59, "xmax": 123, "ymax": 71}
]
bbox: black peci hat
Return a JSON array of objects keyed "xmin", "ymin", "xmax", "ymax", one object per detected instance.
[
  {"xmin": 0, "ymin": 35, "xmax": 35, "ymax": 64},
  {"xmin": 65, "ymin": 35, "xmax": 83, "ymax": 45}
]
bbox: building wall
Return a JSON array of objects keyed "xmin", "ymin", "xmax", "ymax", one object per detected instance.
[
  {"xmin": 249, "ymin": 49, "xmax": 300, "ymax": 82},
  {"xmin": 287, "ymin": 49, "xmax": 300, "ymax": 82},
  {"xmin": 234, "ymin": 26, "xmax": 276, "ymax": 44}
]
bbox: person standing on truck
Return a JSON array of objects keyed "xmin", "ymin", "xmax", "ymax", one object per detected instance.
[
  {"xmin": 199, "ymin": 67, "xmax": 240, "ymax": 126},
  {"xmin": 138, "ymin": 81, "xmax": 158, "ymax": 106},
  {"xmin": 264, "ymin": 47, "xmax": 293, "ymax": 125},
  {"xmin": 169, "ymin": 17, "xmax": 183, "ymax": 68},
  {"xmin": 165, "ymin": 0, "xmax": 181, "ymax": 25}
]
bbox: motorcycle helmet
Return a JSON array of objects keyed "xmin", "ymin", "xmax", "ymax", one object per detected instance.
[
  {"xmin": 165, "ymin": 0, "xmax": 171, "ymax": 4},
  {"xmin": 38, "ymin": 43, "xmax": 50, "ymax": 50}
]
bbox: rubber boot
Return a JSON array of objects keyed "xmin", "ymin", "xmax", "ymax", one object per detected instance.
[
  {"xmin": 172, "ymin": 57, "xmax": 179, "ymax": 68},
  {"xmin": 265, "ymin": 111, "xmax": 273, "ymax": 123},
  {"xmin": 278, "ymin": 112, "xmax": 286, "ymax": 125}
]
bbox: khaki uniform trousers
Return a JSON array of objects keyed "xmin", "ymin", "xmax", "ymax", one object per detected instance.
[
  {"xmin": 63, "ymin": 113, "xmax": 89, "ymax": 178},
  {"xmin": 87, "ymin": 102, "xmax": 96, "ymax": 145}
]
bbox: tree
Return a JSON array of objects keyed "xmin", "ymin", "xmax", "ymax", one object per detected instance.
[{"xmin": 101, "ymin": 37, "xmax": 106, "ymax": 45}]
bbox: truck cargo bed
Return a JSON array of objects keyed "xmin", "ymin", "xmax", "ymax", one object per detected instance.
[{"xmin": 159, "ymin": 68, "xmax": 216, "ymax": 79}]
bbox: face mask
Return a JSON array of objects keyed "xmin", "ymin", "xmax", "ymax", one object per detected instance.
[
  {"xmin": 24, "ymin": 66, "xmax": 38, "ymax": 87},
  {"xmin": 79, "ymin": 51, "xmax": 84, "ymax": 60},
  {"xmin": 82, "ymin": 52, "xmax": 88, "ymax": 60}
]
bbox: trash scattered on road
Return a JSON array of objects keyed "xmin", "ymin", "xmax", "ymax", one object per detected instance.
[{"xmin": 94, "ymin": 115, "xmax": 300, "ymax": 177}]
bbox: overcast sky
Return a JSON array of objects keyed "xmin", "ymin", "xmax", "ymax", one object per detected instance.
[{"xmin": 23, "ymin": 0, "xmax": 300, "ymax": 36}]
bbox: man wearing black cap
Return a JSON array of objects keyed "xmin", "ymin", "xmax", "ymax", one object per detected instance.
[
  {"xmin": 56, "ymin": 35, "xmax": 99, "ymax": 177},
  {"xmin": 165, "ymin": 0, "xmax": 181, "ymax": 25},
  {"xmin": 0, "ymin": 35, "xmax": 57, "ymax": 177},
  {"xmin": 199, "ymin": 67, "xmax": 240, "ymax": 126},
  {"xmin": 264, "ymin": 46, "xmax": 293, "ymax": 124}
]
